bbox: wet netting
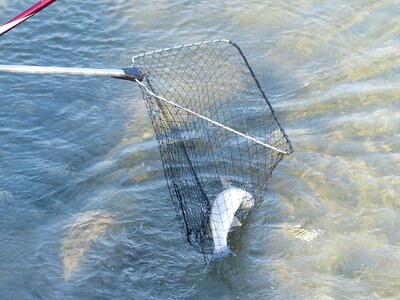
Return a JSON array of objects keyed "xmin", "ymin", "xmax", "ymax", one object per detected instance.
[{"xmin": 133, "ymin": 39, "xmax": 293, "ymax": 262}]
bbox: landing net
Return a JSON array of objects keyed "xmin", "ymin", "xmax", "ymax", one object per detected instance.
[{"xmin": 133, "ymin": 39, "xmax": 292, "ymax": 261}]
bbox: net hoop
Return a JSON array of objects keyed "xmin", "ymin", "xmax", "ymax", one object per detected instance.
[{"xmin": 133, "ymin": 39, "xmax": 293, "ymax": 156}]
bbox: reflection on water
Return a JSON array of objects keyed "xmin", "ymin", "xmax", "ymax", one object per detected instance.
[{"xmin": 0, "ymin": 0, "xmax": 399, "ymax": 299}]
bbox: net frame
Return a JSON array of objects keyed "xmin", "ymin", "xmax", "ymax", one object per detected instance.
[{"xmin": 132, "ymin": 39, "xmax": 293, "ymax": 261}]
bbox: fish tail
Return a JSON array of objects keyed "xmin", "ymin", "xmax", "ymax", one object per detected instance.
[{"xmin": 210, "ymin": 246, "xmax": 233, "ymax": 262}]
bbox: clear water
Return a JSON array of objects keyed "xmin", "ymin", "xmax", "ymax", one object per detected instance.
[{"xmin": 0, "ymin": 1, "xmax": 399, "ymax": 299}]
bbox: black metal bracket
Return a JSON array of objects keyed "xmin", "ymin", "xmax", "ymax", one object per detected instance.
[{"xmin": 118, "ymin": 67, "xmax": 145, "ymax": 82}]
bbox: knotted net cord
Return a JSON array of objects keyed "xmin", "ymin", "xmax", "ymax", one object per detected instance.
[{"xmin": 133, "ymin": 39, "xmax": 292, "ymax": 260}]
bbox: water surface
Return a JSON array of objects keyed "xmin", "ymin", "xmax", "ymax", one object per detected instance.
[{"xmin": 0, "ymin": 0, "xmax": 399, "ymax": 299}]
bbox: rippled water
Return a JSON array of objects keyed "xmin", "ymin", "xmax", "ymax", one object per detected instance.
[{"xmin": 0, "ymin": 1, "xmax": 399, "ymax": 299}]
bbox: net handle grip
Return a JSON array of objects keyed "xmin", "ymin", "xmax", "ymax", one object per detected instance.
[{"xmin": 0, "ymin": 65, "xmax": 144, "ymax": 81}]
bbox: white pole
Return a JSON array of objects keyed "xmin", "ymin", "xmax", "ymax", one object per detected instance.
[{"xmin": 0, "ymin": 65, "xmax": 126, "ymax": 79}]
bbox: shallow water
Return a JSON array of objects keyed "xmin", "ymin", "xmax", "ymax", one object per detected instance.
[{"xmin": 0, "ymin": 0, "xmax": 399, "ymax": 299}]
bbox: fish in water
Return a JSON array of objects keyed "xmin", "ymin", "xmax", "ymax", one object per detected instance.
[
  {"xmin": 209, "ymin": 187, "xmax": 254, "ymax": 261},
  {"xmin": 60, "ymin": 210, "xmax": 113, "ymax": 282}
]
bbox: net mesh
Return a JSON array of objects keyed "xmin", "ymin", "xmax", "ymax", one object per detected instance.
[{"xmin": 132, "ymin": 39, "xmax": 292, "ymax": 261}]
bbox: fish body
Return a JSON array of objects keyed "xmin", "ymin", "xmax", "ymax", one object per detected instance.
[
  {"xmin": 61, "ymin": 211, "xmax": 113, "ymax": 281},
  {"xmin": 209, "ymin": 187, "xmax": 254, "ymax": 261}
]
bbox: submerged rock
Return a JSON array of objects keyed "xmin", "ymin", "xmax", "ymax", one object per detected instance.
[
  {"xmin": 0, "ymin": 190, "xmax": 14, "ymax": 212},
  {"xmin": 60, "ymin": 210, "xmax": 113, "ymax": 282}
]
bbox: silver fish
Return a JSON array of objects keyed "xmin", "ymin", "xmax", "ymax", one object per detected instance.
[
  {"xmin": 61, "ymin": 211, "xmax": 113, "ymax": 282},
  {"xmin": 209, "ymin": 187, "xmax": 254, "ymax": 261}
]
